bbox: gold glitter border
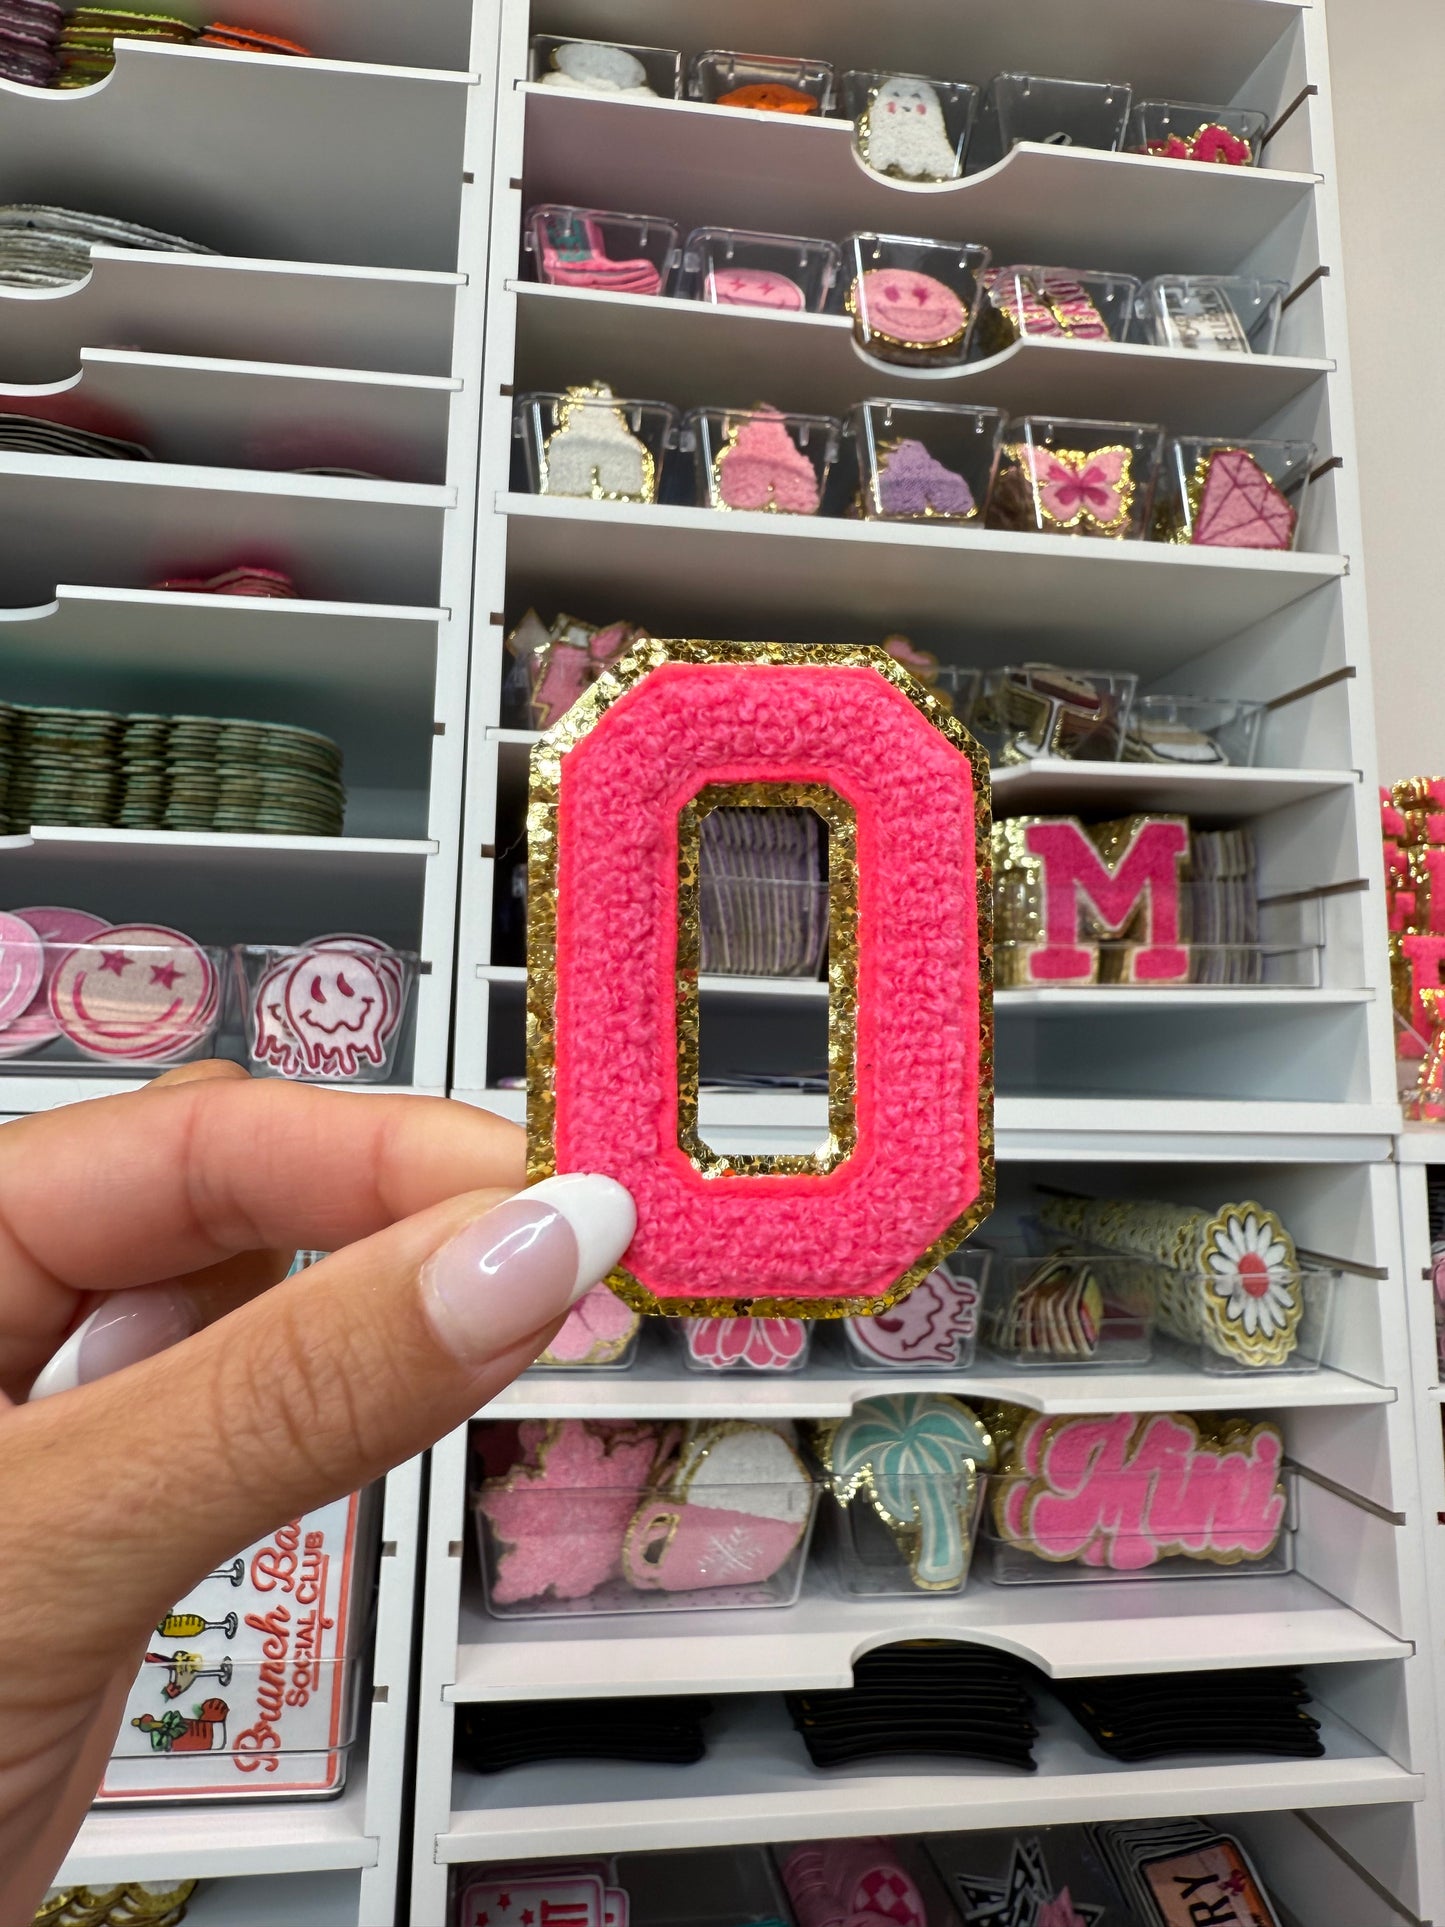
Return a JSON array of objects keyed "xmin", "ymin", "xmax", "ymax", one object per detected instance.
[
  {"xmin": 526, "ymin": 637, "xmax": 995, "ymax": 1318},
  {"xmin": 677, "ymin": 781, "xmax": 857, "ymax": 1177}
]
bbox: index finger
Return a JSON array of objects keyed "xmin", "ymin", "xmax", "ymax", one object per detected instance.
[{"xmin": 0, "ymin": 1075, "xmax": 524, "ymax": 1381}]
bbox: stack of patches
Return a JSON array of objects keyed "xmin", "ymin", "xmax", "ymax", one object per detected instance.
[
  {"xmin": 455, "ymin": 1697, "xmax": 711, "ymax": 1773},
  {"xmin": 0, "ymin": 0, "xmax": 62, "ymax": 86},
  {"xmin": 0, "ymin": 412, "xmax": 151, "ymax": 459},
  {"xmin": 699, "ymin": 804, "xmax": 830, "ymax": 979},
  {"xmin": 0, "ymin": 704, "xmax": 344, "ymax": 836},
  {"xmin": 1091, "ymin": 1818, "xmax": 1285, "ymax": 1926},
  {"xmin": 786, "ymin": 1640, "xmax": 1039, "ymax": 1770},
  {"xmin": 0, "ymin": 204, "xmax": 212, "ymax": 287},
  {"xmin": 150, "ymin": 564, "xmax": 296, "ymax": 597},
  {"xmin": 196, "ymin": 19, "xmax": 309, "ymax": 52},
  {"xmin": 55, "ymin": 7, "xmax": 198, "ymax": 86},
  {"xmin": 31, "ymin": 1880, "xmax": 199, "ymax": 1926},
  {"xmin": 1052, "ymin": 1665, "xmax": 1324, "ymax": 1762}
]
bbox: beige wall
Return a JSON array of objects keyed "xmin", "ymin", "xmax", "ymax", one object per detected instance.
[{"xmin": 1331, "ymin": 0, "xmax": 1445, "ymax": 780}]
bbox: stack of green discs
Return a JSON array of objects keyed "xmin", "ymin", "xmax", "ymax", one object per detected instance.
[
  {"xmin": 0, "ymin": 703, "xmax": 14, "ymax": 831},
  {"xmin": 6, "ymin": 706, "xmax": 122, "ymax": 830},
  {"xmin": 212, "ymin": 719, "xmax": 345, "ymax": 836},
  {"xmin": 163, "ymin": 715, "xmax": 223, "ymax": 830},
  {"xmin": 116, "ymin": 713, "xmax": 170, "ymax": 827}
]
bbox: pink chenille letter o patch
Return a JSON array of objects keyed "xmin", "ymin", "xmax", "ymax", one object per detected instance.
[{"xmin": 525, "ymin": 639, "xmax": 994, "ymax": 1316}]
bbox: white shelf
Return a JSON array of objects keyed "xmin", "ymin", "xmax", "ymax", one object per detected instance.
[
  {"xmin": 60, "ymin": 1760, "xmax": 373, "ymax": 1884},
  {"xmin": 500, "ymin": 496, "xmax": 1343, "ymax": 660},
  {"xmin": 520, "ymin": 92, "xmax": 1318, "ymax": 282},
  {"xmin": 512, "ymin": 283, "xmax": 1334, "ymax": 437},
  {"xmin": 0, "ymin": 42, "xmax": 472, "ymax": 272},
  {"xmin": 991, "ymin": 761, "xmax": 1362, "ymax": 819},
  {"xmin": 0, "ymin": 462, "xmax": 450, "ymax": 607},
  {"xmin": 452, "ymin": 1573, "xmax": 1408, "ymax": 1701},
  {"xmin": 6, "ymin": 348, "xmax": 459, "ymax": 486},
  {"xmin": 0, "ymin": 250, "xmax": 462, "ymax": 385},
  {"xmin": 1397, "ymin": 1130, "xmax": 1445, "ymax": 1165},
  {"xmin": 537, "ymin": 0, "xmax": 1301, "ymax": 103},
  {"xmin": 441, "ymin": 1695, "xmax": 1420, "ymax": 1864},
  {"xmin": 483, "ymin": 1348, "xmax": 1391, "ymax": 1423},
  {"xmin": 184, "ymin": 1871, "xmax": 360, "ymax": 1927}
]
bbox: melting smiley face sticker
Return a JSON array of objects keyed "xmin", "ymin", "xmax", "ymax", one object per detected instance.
[{"xmin": 283, "ymin": 948, "xmax": 389, "ymax": 1077}]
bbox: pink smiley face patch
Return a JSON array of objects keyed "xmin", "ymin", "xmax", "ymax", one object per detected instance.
[
  {"xmin": 856, "ymin": 267, "xmax": 967, "ymax": 347},
  {"xmin": 706, "ymin": 265, "xmax": 805, "ymax": 311},
  {"xmin": 49, "ymin": 923, "xmax": 217, "ymax": 1063},
  {"xmin": 283, "ymin": 948, "xmax": 388, "ymax": 1078}
]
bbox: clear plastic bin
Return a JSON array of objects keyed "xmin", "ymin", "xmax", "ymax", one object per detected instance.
[
  {"xmin": 984, "ymin": 1251, "xmax": 1155, "ymax": 1367},
  {"xmin": 1129, "ymin": 98, "xmax": 1268, "ymax": 167},
  {"xmin": 529, "ymin": 34, "xmax": 681, "ymax": 98},
  {"xmin": 969, "ymin": 73, "xmax": 1132, "ymax": 171},
  {"xmin": 619, "ymin": 1846, "xmax": 794, "ymax": 1926},
  {"xmin": 851, "ymin": 399, "xmax": 1001, "ymax": 524},
  {"xmin": 1156, "ymin": 1262, "xmax": 1340, "ymax": 1375},
  {"xmin": 455, "ymin": 1863, "xmax": 629, "ymax": 1927},
  {"xmin": 515, "ymin": 387, "xmax": 677, "ymax": 503},
  {"xmin": 524, "ymin": 204, "xmax": 679, "ymax": 297},
  {"xmin": 843, "ymin": 1249, "xmax": 990, "ymax": 1371},
  {"xmin": 972, "ymin": 663, "xmax": 1137, "ymax": 763},
  {"xmin": 993, "ymin": 893, "xmax": 1325, "ymax": 991},
  {"xmin": 1132, "ymin": 273, "xmax": 1288, "ymax": 355},
  {"xmin": 842, "ymin": 232, "xmax": 990, "ymax": 367},
  {"xmin": 684, "ymin": 405, "xmax": 838, "ymax": 516},
  {"xmin": 688, "ymin": 49, "xmax": 834, "ymax": 114},
  {"xmin": 977, "ymin": 265, "xmax": 1139, "ymax": 352},
  {"xmin": 987, "ymin": 415, "xmax": 1162, "ymax": 540},
  {"xmin": 676, "ymin": 1316, "xmax": 813, "ymax": 1373},
  {"xmin": 1153, "ymin": 434, "xmax": 1315, "ymax": 552},
  {"xmin": 841, "ymin": 69, "xmax": 979, "ymax": 182},
  {"xmin": 473, "ymin": 1421, "xmax": 818, "ymax": 1616},
  {"xmin": 1124, "ymin": 694, "xmax": 1266, "ymax": 767},
  {"xmin": 531, "ymin": 1282, "xmax": 643, "ymax": 1371},
  {"xmin": 781, "ymin": 1839, "xmax": 966, "ymax": 1927},
  {"xmin": 933, "ymin": 663, "xmax": 982, "ymax": 725},
  {"xmin": 0, "ymin": 932, "xmax": 223, "ymax": 1068},
  {"xmin": 677, "ymin": 226, "xmax": 840, "ymax": 313},
  {"xmin": 986, "ymin": 1460, "xmax": 1297, "ymax": 1583},
  {"xmin": 817, "ymin": 1465, "xmax": 986, "ymax": 1596},
  {"xmin": 235, "ymin": 940, "xmax": 415, "ymax": 1083},
  {"xmin": 698, "ymin": 871, "xmax": 829, "ymax": 977}
]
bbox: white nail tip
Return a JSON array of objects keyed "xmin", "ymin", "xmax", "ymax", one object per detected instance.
[
  {"xmin": 526, "ymin": 1172, "xmax": 637, "ymax": 1302},
  {"xmin": 27, "ymin": 1313, "xmax": 93, "ymax": 1401}
]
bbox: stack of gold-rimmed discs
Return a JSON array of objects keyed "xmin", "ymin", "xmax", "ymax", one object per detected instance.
[
  {"xmin": 212, "ymin": 718, "xmax": 345, "ymax": 836},
  {"xmin": 55, "ymin": 7, "xmax": 197, "ymax": 85},
  {"xmin": 5, "ymin": 705, "xmax": 122, "ymax": 832}
]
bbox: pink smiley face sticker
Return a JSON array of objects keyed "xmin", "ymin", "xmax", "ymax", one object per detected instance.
[
  {"xmin": 0, "ymin": 913, "xmax": 45, "ymax": 1036},
  {"xmin": 705, "ymin": 265, "xmax": 805, "ymax": 311},
  {"xmin": 855, "ymin": 267, "xmax": 968, "ymax": 348},
  {"xmin": 283, "ymin": 947, "xmax": 388, "ymax": 1077},
  {"xmin": 49, "ymin": 923, "xmax": 217, "ymax": 1062}
]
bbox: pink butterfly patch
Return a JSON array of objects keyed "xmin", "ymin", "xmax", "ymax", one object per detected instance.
[
  {"xmin": 1191, "ymin": 446, "xmax": 1297, "ymax": 549},
  {"xmin": 1022, "ymin": 443, "xmax": 1134, "ymax": 532}
]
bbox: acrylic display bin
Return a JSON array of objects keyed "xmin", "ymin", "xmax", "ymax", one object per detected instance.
[
  {"xmin": 1124, "ymin": 694, "xmax": 1266, "ymax": 767},
  {"xmin": 1128, "ymin": 99, "xmax": 1269, "ymax": 167},
  {"xmin": 698, "ymin": 870, "xmax": 830, "ymax": 977},
  {"xmin": 993, "ymin": 894, "xmax": 1325, "ymax": 991},
  {"xmin": 843, "ymin": 1248, "xmax": 991, "ymax": 1372},
  {"xmin": 817, "ymin": 1466, "xmax": 986, "ymax": 1597},
  {"xmin": 1165, "ymin": 1263, "xmax": 1340, "ymax": 1376},
  {"xmin": 986, "ymin": 415, "xmax": 1162, "ymax": 540},
  {"xmin": 781, "ymin": 1842, "xmax": 967, "ymax": 1927},
  {"xmin": 235, "ymin": 943, "xmax": 417, "ymax": 1083},
  {"xmin": 0, "ymin": 938, "xmax": 224, "ymax": 1069},
  {"xmin": 1132, "ymin": 274, "xmax": 1288, "ymax": 356},
  {"xmin": 524, "ymin": 204, "xmax": 679, "ymax": 298},
  {"xmin": 528, "ymin": 33, "xmax": 682, "ymax": 99},
  {"xmin": 968, "ymin": 73, "xmax": 1132, "ymax": 172},
  {"xmin": 841, "ymin": 70, "xmax": 980, "ymax": 183},
  {"xmin": 984, "ymin": 1465, "xmax": 1298, "ymax": 1585},
  {"xmin": 515, "ymin": 390, "xmax": 678, "ymax": 504},
  {"xmin": 677, "ymin": 226, "xmax": 840, "ymax": 313},
  {"xmin": 842, "ymin": 233, "xmax": 990, "ymax": 368},
  {"xmin": 984, "ymin": 1251, "xmax": 1156, "ymax": 1368},
  {"xmin": 620, "ymin": 1846, "xmax": 796, "ymax": 1927},
  {"xmin": 977, "ymin": 266, "xmax": 1140, "ymax": 353},
  {"xmin": 684, "ymin": 406, "xmax": 839, "ymax": 517},
  {"xmin": 531, "ymin": 1282, "xmax": 643, "ymax": 1371},
  {"xmin": 851, "ymin": 399, "xmax": 1001, "ymax": 525},
  {"xmin": 688, "ymin": 49, "xmax": 834, "ymax": 115},
  {"xmin": 933, "ymin": 663, "xmax": 982, "ymax": 724},
  {"xmin": 473, "ymin": 1474, "xmax": 819, "ymax": 1618},
  {"xmin": 972, "ymin": 663, "xmax": 1137, "ymax": 763},
  {"xmin": 676, "ymin": 1316, "xmax": 814, "ymax": 1374},
  {"xmin": 1153, "ymin": 435, "xmax": 1315, "ymax": 553}
]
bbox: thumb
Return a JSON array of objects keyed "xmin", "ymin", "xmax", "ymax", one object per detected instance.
[{"xmin": 7, "ymin": 1173, "xmax": 633, "ymax": 1629}]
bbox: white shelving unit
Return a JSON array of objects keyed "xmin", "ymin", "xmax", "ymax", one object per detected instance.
[
  {"xmin": 428, "ymin": 1, "xmax": 1445, "ymax": 1923},
  {"xmin": 0, "ymin": 8, "xmax": 497, "ymax": 1920}
]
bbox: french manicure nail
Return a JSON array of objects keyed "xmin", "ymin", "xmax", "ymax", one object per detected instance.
[
  {"xmin": 420, "ymin": 1172, "xmax": 636, "ymax": 1365},
  {"xmin": 29, "ymin": 1288, "xmax": 196, "ymax": 1402}
]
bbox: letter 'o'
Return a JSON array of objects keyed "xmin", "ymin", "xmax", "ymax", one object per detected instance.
[{"xmin": 526, "ymin": 640, "xmax": 993, "ymax": 1316}]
